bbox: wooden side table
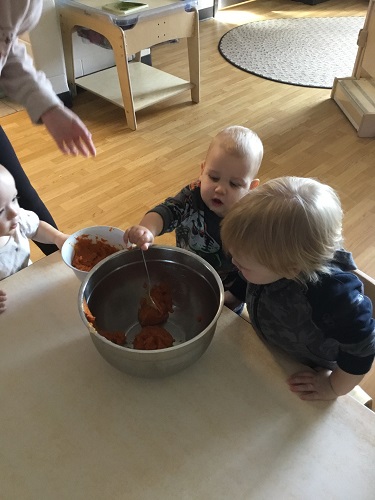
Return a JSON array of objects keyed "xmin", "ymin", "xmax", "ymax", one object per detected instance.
[{"xmin": 57, "ymin": 0, "xmax": 200, "ymax": 130}]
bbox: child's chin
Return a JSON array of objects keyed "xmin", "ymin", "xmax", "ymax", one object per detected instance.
[{"xmin": 211, "ymin": 204, "xmax": 226, "ymax": 216}]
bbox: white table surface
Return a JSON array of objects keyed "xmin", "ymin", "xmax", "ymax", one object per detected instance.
[{"xmin": 1, "ymin": 252, "xmax": 374, "ymax": 500}]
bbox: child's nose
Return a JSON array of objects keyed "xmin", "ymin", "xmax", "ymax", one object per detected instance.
[
  {"xmin": 215, "ymin": 183, "xmax": 225, "ymax": 194},
  {"xmin": 7, "ymin": 207, "xmax": 19, "ymax": 220}
]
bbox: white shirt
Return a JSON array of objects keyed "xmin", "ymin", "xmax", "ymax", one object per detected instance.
[
  {"xmin": 0, "ymin": 208, "xmax": 39, "ymax": 281},
  {"xmin": 0, "ymin": 0, "xmax": 62, "ymax": 123}
]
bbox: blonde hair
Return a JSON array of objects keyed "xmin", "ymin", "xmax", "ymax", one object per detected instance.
[
  {"xmin": 221, "ymin": 177, "xmax": 343, "ymax": 283},
  {"xmin": 206, "ymin": 126, "xmax": 263, "ymax": 177}
]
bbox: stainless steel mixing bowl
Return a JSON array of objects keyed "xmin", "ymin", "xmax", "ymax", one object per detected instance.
[{"xmin": 78, "ymin": 245, "xmax": 224, "ymax": 377}]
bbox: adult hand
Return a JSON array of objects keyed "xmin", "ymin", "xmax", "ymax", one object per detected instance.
[
  {"xmin": 41, "ymin": 106, "xmax": 96, "ymax": 157},
  {"xmin": 124, "ymin": 225, "xmax": 155, "ymax": 250},
  {"xmin": 287, "ymin": 368, "xmax": 338, "ymax": 401},
  {"xmin": 0, "ymin": 289, "xmax": 7, "ymax": 314}
]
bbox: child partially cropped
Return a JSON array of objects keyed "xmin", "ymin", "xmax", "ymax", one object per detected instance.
[
  {"xmin": 0, "ymin": 164, "xmax": 68, "ymax": 313},
  {"xmin": 124, "ymin": 126, "xmax": 263, "ymax": 309},
  {"xmin": 221, "ymin": 176, "xmax": 375, "ymax": 401}
]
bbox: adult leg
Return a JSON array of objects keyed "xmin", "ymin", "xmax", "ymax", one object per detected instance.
[{"xmin": 0, "ymin": 126, "xmax": 58, "ymax": 255}]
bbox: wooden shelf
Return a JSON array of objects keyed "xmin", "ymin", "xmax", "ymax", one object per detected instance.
[
  {"xmin": 331, "ymin": 0, "xmax": 375, "ymax": 137},
  {"xmin": 58, "ymin": 0, "xmax": 200, "ymax": 130},
  {"xmin": 332, "ymin": 77, "xmax": 375, "ymax": 137},
  {"xmin": 76, "ymin": 63, "xmax": 194, "ymax": 111}
]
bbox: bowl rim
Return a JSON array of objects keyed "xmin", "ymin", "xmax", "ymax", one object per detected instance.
[
  {"xmin": 61, "ymin": 225, "xmax": 125, "ymax": 274},
  {"xmin": 78, "ymin": 244, "xmax": 225, "ymax": 353}
]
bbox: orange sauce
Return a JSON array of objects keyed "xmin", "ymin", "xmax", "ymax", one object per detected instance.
[
  {"xmin": 72, "ymin": 234, "xmax": 119, "ymax": 272},
  {"xmin": 83, "ymin": 277, "xmax": 175, "ymax": 350},
  {"xmin": 138, "ymin": 283, "xmax": 173, "ymax": 326},
  {"xmin": 133, "ymin": 326, "xmax": 174, "ymax": 350}
]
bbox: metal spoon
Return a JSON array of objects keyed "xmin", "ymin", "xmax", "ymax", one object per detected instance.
[{"xmin": 141, "ymin": 250, "xmax": 160, "ymax": 311}]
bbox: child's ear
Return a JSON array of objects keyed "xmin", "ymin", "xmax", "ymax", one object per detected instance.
[
  {"xmin": 250, "ymin": 179, "xmax": 260, "ymax": 190},
  {"xmin": 199, "ymin": 162, "xmax": 205, "ymax": 180}
]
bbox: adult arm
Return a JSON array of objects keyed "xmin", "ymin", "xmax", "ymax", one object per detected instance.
[
  {"xmin": 1, "ymin": 35, "xmax": 95, "ymax": 156},
  {"xmin": 1, "ymin": 35, "xmax": 62, "ymax": 122},
  {"xmin": 41, "ymin": 106, "xmax": 96, "ymax": 157}
]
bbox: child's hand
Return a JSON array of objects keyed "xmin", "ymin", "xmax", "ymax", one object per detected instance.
[
  {"xmin": 287, "ymin": 368, "xmax": 338, "ymax": 401},
  {"xmin": 124, "ymin": 225, "xmax": 154, "ymax": 250},
  {"xmin": 0, "ymin": 289, "xmax": 7, "ymax": 314}
]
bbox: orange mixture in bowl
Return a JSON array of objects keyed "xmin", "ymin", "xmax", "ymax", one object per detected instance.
[
  {"xmin": 133, "ymin": 326, "xmax": 174, "ymax": 350},
  {"xmin": 83, "ymin": 281, "xmax": 175, "ymax": 350},
  {"xmin": 136, "ymin": 283, "xmax": 175, "ymax": 349},
  {"xmin": 138, "ymin": 283, "xmax": 173, "ymax": 326},
  {"xmin": 72, "ymin": 234, "xmax": 120, "ymax": 272}
]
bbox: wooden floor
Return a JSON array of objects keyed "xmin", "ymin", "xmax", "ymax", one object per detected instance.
[{"xmin": 2, "ymin": 0, "xmax": 374, "ymax": 399}]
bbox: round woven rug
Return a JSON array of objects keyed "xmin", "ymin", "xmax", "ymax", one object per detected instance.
[{"xmin": 218, "ymin": 17, "xmax": 365, "ymax": 89}]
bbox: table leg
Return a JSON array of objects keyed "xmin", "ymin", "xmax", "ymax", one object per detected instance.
[
  {"xmin": 187, "ymin": 11, "xmax": 200, "ymax": 104},
  {"xmin": 59, "ymin": 16, "xmax": 77, "ymax": 97},
  {"xmin": 99, "ymin": 25, "xmax": 137, "ymax": 130}
]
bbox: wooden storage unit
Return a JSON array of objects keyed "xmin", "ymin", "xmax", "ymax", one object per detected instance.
[
  {"xmin": 58, "ymin": 0, "xmax": 200, "ymax": 131},
  {"xmin": 331, "ymin": 78, "xmax": 375, "ymax": 137},
  {"xmin": 331, "ymin": 0, "xmax": 375, "ymax": 137}
]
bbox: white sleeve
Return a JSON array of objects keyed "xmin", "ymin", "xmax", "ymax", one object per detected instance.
[
  {"xmin": 0, "ymin": 38, "xmax": 62, "ymax": 123},
  {"xmin": 0, "ymin": 0, "xmax": 63, "ymax": 124},
  {"xmin": 18, "ymin": 208, "xmax": 40, "ymax": 239}
]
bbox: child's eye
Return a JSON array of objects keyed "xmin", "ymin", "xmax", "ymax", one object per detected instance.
[
  {"xmin": 209, "ymin": 175, "xmax": 219, "ymax": 182},
  {"xmin": 0, "ymin": 208, "xmax": 4, "ymax": 216},
  {"xmin": 12, "ymin": 195, "xmax": 19, "ymax": 203},
  {"xmin": 230, "ymin": 182, "xmax": 240, "ymax": 188}
]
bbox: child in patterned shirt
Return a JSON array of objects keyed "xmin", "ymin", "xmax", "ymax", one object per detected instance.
[{"xmin": 123, "ymin": 125, "xmax": 263, "ymax": 310}]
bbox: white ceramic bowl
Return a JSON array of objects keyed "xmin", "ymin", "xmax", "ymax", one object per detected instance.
[{"xmin": 61, "ymin": 226, "xmax": 126, "ymax": 281}]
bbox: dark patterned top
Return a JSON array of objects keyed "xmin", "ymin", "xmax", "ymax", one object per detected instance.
[{"xmin": 148, "ymin": 180, "xmax": 241, "ymax": 293}]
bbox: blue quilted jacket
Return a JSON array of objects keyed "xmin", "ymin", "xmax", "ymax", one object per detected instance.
[{"xmin": 234, "ymin": 250, "xmax": 375, "ymax": 374}]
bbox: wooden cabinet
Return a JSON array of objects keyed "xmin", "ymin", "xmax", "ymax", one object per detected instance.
[{"xmin": 331, "ymin": 0, "xmax": 375, "ymax": 137}]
